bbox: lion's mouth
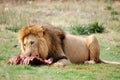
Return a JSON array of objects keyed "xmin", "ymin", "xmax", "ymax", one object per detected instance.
[{"xmin": 26, "ymin": 52, "xmax": 42, "ymax": 59}]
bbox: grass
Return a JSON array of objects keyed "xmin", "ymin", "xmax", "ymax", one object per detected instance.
[
  {"xmin": 0, "ymin": 0, "xmax": 120, "ymax": 80},
  {"xmin": 0, "ymin": 8, "xmax": 28, "ymax": 32},
  {"xmin": 106, "ymin": 4, "xmax": 119, "ymax": 21},
  {"xmin": 68, "ymin": 22, "xmax": 104, "ymax": 35}
]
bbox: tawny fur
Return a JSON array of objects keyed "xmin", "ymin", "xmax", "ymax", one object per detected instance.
[
  {"xmin": 64, "ymin": 34, "xmax": 100, "ymax": 64},
  {"xmin": 64, "ymin": 34, "xmax": 120, "ymax": 65}
]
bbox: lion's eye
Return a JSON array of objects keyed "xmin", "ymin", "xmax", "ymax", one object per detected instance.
[{"xmin": 30, "ymin": 41, "xmax": 34, "ymax": 45}]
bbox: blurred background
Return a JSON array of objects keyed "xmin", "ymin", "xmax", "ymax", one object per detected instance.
[{"xmin": 0, "ymin": 0, "xmax": 120, "ymax": 31}]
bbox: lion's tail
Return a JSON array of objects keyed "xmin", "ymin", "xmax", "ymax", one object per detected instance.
[{"xmin": 100, "ymin": 59, "xmax": 120, "ymax": 65}]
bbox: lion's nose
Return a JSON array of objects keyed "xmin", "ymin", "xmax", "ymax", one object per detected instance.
[{"xmin": 25, "ymin": 50, "xmax": 32, "ymax": 57}]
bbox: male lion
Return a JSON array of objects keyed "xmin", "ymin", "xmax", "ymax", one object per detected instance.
[
  {"xmin": 18, "ymin": 25, "xmax": 120, "ymax": 66},
  {"xmin": 18, "ymin": 25, "xmax": 70, "ymax": 66}
]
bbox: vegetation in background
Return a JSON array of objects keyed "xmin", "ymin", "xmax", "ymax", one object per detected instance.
[
  {"xmin": 68, "ymin": 22, "xmax": 104, "ymax": 35},
  {"xmin": 0, "ymin": 10, "xmax": 28, "ymax": 32},
  {"xmin": 109, "ymin": 25, "xmax": 120, "ymax": 32},
  {"xmin": 111, "ymin": 9, "xmax": 119, "ymax": 20},
  {"xmin": 106, "ymin": 5, "xmax": 119, "ymax": 20},
  {"xmin": 106, "ymin": 5, "xmax": 112, "ymax": 10}
]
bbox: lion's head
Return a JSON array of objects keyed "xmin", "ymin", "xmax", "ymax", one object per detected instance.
[{"xmin": 18, "ymin": 25, "xmax": 49, "ymax": 59}]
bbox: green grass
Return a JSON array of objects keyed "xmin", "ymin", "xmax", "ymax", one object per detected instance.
[
  {"xmin": 0, "ymin": 62, "xmax": 120, "ymax": 80},
  {"xmin": 0, "ymin": 1, "xmax": 120, "ymax": 80},
  {"xmin": 68, "ymin": 22, "xmax": 105, "ymax": 35}
]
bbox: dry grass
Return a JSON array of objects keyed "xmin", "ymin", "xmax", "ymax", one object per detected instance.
[{"xmin": 0, "ymin": 0, "xmax": 119, "ymax": 27}]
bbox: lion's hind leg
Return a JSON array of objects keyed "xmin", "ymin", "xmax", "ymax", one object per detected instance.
[{"xmin": 85, "ymin": 35, "xmax": 101, "ymax": 64}]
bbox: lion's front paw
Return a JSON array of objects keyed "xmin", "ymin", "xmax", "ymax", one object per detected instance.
[{"xmin": 53, "ymin": 62, "xmax": 65, "ymax": 67}]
